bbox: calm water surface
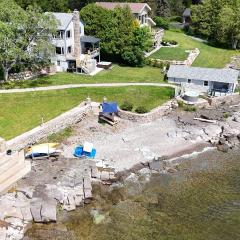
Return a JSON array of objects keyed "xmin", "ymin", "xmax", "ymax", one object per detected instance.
[{"xmin": 25, "ymin": 148, "xmax": 240, "ymax": 240}]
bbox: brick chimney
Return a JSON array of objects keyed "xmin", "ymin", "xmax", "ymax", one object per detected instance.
[{"xmin": 72, "ymin": 10, "xmax": 81, "ymax": 67}]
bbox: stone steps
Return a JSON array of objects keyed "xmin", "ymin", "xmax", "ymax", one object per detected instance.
[
  {"xmin": 0, "ymin": 160, "xmax": 31, "ymax": 193},
  {"xmin": 0, "ymin": 150, "xmax": 31, "ymax": 194},
  {"xmin": 0, "ymin": 154, "xmax": 22, "ymax": 174}
]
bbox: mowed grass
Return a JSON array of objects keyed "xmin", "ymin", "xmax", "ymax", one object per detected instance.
[
  {"xmin": 149, "ymin": 30, "xmax": 239, "ymax": 68},
  {"xmin": 150, "ymin": 46, "xmax": 189, "ymax": 61},
  {"xmin": 0, "ymin": 65, "xmax": 164, "ymax": 89},
  {"xmin": 0, "ymin": 86, "xmax": 174, "ymax": 139}
]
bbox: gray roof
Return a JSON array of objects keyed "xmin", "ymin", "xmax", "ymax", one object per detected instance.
[
  {"xmin": 52, "ymin": 13, "xmax": 73, "ymax": 30},
  {"xmin": 183, "ymin": 8, "xmax": 191, "ymax": 17},
  {"xmin": 80, "ymin": 35, "xmax": 100, "ymax": 43},
  {"xmin": 167, "ymin": 65, "xmax": 239, "ymax": 84}
]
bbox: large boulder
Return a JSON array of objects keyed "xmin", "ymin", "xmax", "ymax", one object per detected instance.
[{"xmin": 41, "ymin": 202, "xmax": 57, "ymax": 222}]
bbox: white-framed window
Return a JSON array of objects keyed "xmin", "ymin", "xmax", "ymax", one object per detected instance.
[
  {"xmin": 54, "ymin": 30, "xmax": 64, "ymax": 39},
  {"xmin": 57, "ymin": 60, "xmax": 60, "ymax": 66},
  {"xmin": 188, "ymin": 79, "xmax": 191, "ymax": 83},
  {"xmin": 56, "ymin": 47, "xmax": 64, "ymax": 55},
  {"xmin": 67, "ymin": 46, "xmax": 72, "ymax": 54},
  {"xmin": 204, "ymin": 81, "xmax": 208, "ymax": 86},
  {"xmin": 66, "ymin": 30, "xmax": 71, "ymax": 38}
]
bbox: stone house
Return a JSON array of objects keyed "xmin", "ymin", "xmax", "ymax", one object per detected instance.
[
  {"xmin": 51, "ymin": 10, "xmax": 101, "ymax": 74},
  {"xmin": 167, "ymin": 65, "xmax": 239, "ymax": 95},
  {"xmin": 96, "ymin": 2, "xmax": 164, "ymax": 48}
]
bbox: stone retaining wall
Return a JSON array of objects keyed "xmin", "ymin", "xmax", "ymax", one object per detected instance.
[
  {"xmin": 148, "ymin": 48, "xmax": 200, "ymax": 67},
  {"xmin": 6, "ymin": 66, "xmax": 56, "ymax": 82},
  {"xmin": 118, "ymin": 100, "xmax": 173, "ymax": 123},
  {"xmin": 6, "ymin": 102, "xmax": 91, "ymax": 151}
]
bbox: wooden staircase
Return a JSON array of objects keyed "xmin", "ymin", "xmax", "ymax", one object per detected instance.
[{"xmin": 0, "ymin": 150, "xmax": 31, "ymax": 194}]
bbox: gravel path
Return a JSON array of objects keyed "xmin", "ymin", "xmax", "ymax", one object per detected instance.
[{"xmin": 0, "ymin": 83, "xmax": 176, "ymax": 94}]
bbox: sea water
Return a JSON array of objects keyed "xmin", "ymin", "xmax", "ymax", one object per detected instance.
[{"xmin": 25, "ymin": 148, "xmax": 240, "ymax": 240}]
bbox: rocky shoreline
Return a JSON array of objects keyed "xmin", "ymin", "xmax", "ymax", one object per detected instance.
[{"xmin": 1, "ymin": 97, "xmax": 240, "ymax": 240}]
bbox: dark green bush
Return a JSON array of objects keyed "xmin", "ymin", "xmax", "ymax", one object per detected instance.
[
  {"xmin": 135, "ymin": 106, "xmax": 148, "ymax": 114},
  {"xmin": 154, "ymin": 16, "xmax": 170, "ymax": 30},
  {"xmin": 162, "ymin": 38, "xmax": 178, "ymax": 45},
  {"xmin": 169, "ymin": 16, "xmax": 182, "ymax": 23},
  {"xmin": 121, "ymin": 101, "xmax": 133, "ymax": 111}
]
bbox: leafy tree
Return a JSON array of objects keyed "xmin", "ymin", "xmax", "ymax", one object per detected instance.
[
  {"xmin": 154, "ymin": 16, "xmax": 170, "ymax": 29},
  {"xmin": 217, "ymin": 5, "xmax": 240, "ymax": 49},
  {"xmin": 122, "ymin": 26, "xmax": 152, "ymax": 66},
  {"xmin": 156, "ymin": 0, "xmax": 171, "ymax": 17},
  {"xmin": 80, "ymin": 4, "xmax": 152, "ymax": 66},
  {"xmin": 191, "ymin": 0, "xmax": 240, "ymax": 49},
  {"xmin": 15, "ymin": 0, "xmax": 68, "ymax": 12},
  {"xmin": 0, "ymin": 0, "xmax": 57, "ymax": 81},
  {"xmin": 68, "ymin": 0, "xmax": 95, "ymax": 11},
  {"xmin": 167, "ymin": 0, "xmax": 185, "ymax": 16}
]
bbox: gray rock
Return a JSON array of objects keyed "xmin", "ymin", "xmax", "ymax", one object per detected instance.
[
  {"xmin": 167, "ymin": 167, "xmax": 178, "ymax": 173},
  {"xmin": 74, "ymin": 185, "xmax": 84, "ymax": 196},
  {"xmin": 149, "ymin": 160, "xmax": 165, "ymax": 171},
  {"xmin": 100, "ymin": 171, "xmax": 110, "ymax": 181},
  {"xmin": 0, "ymin": 227, "xmax": 7, "ymax": 240},
  {"xmin": 41, "ymin": 203, "xmax": 57, "ymax": 222},
  {"xmin": 16, "ymin": 188, "xmax": 33, "ymax": 199},
  {"xmin": 138, "ymin": 168, "xmax": 151, "ymax": 175},
  {"xmin": 74, "ymin": 178, "xmax": 83, "ymax": 187},
  {"xmin": 91, "ymin": 167, "xmax": 98, "ymax": 178},
  {"xmin": 83, "ymin": 178, "xmax": 92, "ymax": 189},
  {"xmin": 30, "ymin": 204, "xmax": 42, "ymax": 222},
  {"xmin": 62, "ymin": 204, "xmax": 76, "ymax": 211},
  {"xmin": 67, "ymin": 195, "xmax": 76, "ymax": 209},
  {"xmin": 3, "ymin": 206, "xmax": 23, "ymax": 220},
  {"xmin": 74, "ymin": 196, "xmax": 83, "ymax": 207},
  {"xmin": 217, "ymin": 144, "xmax": 229, "ymax": 153},
  {"xmin": 84, "ymin": 189, "xmax": 92, "ymax": 199},
  {"xmin": 20, "ymin": 207, "xmax": 32, "ymax": 222},
  {"xmin": 203, "ymin": 125, "xmax": 222, "ymax": 138}
]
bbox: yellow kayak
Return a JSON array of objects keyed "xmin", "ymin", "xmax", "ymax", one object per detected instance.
[{"xmin": 26, "ymin": 143, "xmax": 59, "ymax": 153}]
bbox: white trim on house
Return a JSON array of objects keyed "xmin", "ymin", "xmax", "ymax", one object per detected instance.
[
  {"xmin": 50, "ymin": 11, "xmax": 100, "ymax": 73},
  {"xmin": 167, "ymin": 65, "xmax": 239, "ymax": 94}
]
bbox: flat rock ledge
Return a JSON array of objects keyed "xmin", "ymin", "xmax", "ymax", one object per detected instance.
[{"xmin": 0, "ymin": 157, "xmax": 115, "ymax": 240}]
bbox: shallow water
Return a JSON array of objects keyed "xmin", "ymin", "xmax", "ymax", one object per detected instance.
[{"xmin": 25, "ymin": 149, "xmax": 240, "ymax": 240}]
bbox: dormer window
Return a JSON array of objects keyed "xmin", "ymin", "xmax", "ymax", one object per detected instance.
[{"xmin": 66, "ymin": 30, "xmax": 71, "ymax": 38}]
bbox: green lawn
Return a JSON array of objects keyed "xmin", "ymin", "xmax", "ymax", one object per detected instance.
[
  {"xmin": 0, "ymin": 65, "xmax": 164, "ymax": 89},
  {"xmin": 149, "ymin": 30, "xmax": 239, "ymax": 68},
  {"xmin": 150, "ymin": 46, "xmax": 189, "ymax": 61},
  {"xmin": 0, "ymin": 86, "xmax": 174, "ymax": 140}
]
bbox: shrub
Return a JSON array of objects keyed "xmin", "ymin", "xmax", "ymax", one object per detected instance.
[
  {"xmin": 183, "ymin": 105, "xmax": 197, "ymax": 112},
  {"xmin": 177, "ymin": 100, "xmax": 184, "ymax": 108},
  {"xmin": 162, "ymin": 38, "xmax": 178, "ymax": 45},
  {"xmin": 135, "ymin": 106, "xmax": 148, "ymax": 114},
  {"xmin": 154, "ymin": 16, "xmax": 170, "ymax": 30},
  {"xmin": 223, "ymin": 112, "xmax": 229, "ymax": 119},
  {"xmin": 169, "ymin": 16, "xmax": 182, "ymax": 23},
  {"xmin": 177, "ymin": 100, "xmax": 197, "ymax": 112},
  {"xmin": 121, "ymin": 101, "xmax": 133, "ymax": 111},
  {"xmin": 169, "ymin": 40, "xmax": 178, "ymax": 45}
]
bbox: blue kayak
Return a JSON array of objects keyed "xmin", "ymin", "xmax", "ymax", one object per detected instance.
[{"xmin": 74, "ymin": 146, "xmax": 96, "ymax": 158}]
